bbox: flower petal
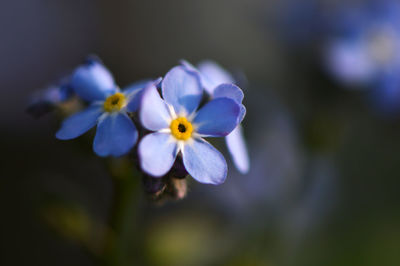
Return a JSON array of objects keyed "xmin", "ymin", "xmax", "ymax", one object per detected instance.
[
  {"xmin": 123, "ymin": 79, "xmax": 152, "ymax": 96},
  {"xmin": 125, "ymin": 78, "xmax": 161, "ymax": 112},
  {"xmin": 239, "ymin": 104, "xmax": 246, "ymax": 124},
  {"xmin": 140, "ymin": 84, "xmax": 171, "ymax": 131},
  {"xmin": 225, "ymin": 126, "xmax": 250, "ymax": 174},
  {"xmin": 325, "ymin": 40, "xmax": 374, "ymax": 85},
  {"xmin": 138, "ymin": 133, "xmax": 178, "ymax": 177},
  {"xmin": 193, "ymin": 98, "xmax": 240, "ymax": 137},
  {"xmin": 126, "ymin": 89, "xmax": 145, "ymax": 113},
  {"xmin": 197, "ymin": 60, "xmax": 234, "ymax": 94},
  {"xmin": 93, "ymin": 112, "xmax": 138, "ymax": 157},
  {"xmin": 182, "ymin": 138, "xmax": 227, "ymax": 185},
  {"xmin": 56, "ymin": 104, "xmax": 103, "ymax": 140},
  {"xmin": 71, "ymin": 61, "xmax": 116, "ymax": 102},
  {"xmin": 213, "ymin": 83, "xmax": 244, "ymax": 104},
  {"xmin": 161, "ymin": 66, "xmax": 203, "ymax": 115},
  {"xmin": 180, "ymin": 59, "xmax": 198, "ymax": 73}
]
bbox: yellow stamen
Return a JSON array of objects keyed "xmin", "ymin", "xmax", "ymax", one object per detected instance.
[
  {"xmin": 103, "ymin": 93, "xmax": 126, "ymax": 112},
  {"xmin": 170, "ymin": 117, "xmax": 193, "ymax": 141}
]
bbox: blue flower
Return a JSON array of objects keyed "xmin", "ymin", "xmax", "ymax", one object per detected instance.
[
  {"xmin": 56, "ymin": 59, "xmax": 150, "ymax": 157},
  {"xmin": 138, "ymin": 66, "xmax": 242, "ymax": 185},
  {"xmin": 27, "ymin": 76, "xmax": 74, "ymax": 118},
  {"xmin": 181, "ymin": 60, "xmax": 250, "ymax": 174},
  {"xmin": 321, "ymin": 0, "xmax": 400, "ymax": 114},
  {"xmin": 323, "ymin": 0, "xmax": 400, "ymax": 82}
]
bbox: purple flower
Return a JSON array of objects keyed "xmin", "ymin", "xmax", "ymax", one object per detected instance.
[
  {"xmin": 181, "ymin": 60, "xmax": 250, "ymax": 174},
  {"xmin": 56, "ymin": 59, "xmax": 150, "ymax": 157},
  {"xmin": 138, "ymin": 66, "xmax": 242, "ymax": 185}
]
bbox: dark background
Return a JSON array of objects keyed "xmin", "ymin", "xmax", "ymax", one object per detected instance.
[{"xmin": 1, "ymin": 0, "xmax": 400, "ymax": 265}]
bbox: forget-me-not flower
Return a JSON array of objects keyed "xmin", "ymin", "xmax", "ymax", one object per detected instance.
[
  {"xmin": 138, "ymin": 66, "xmax": 242, "ymax": 185},
  {"xmin": 181, "ymin": 60, "xmax": 250, "ymax": 174},
  {"xmin": 325, "ymin": 0, "xmax": 400, "ymax": 85},
  {"xmin": 323, "ymin": 0, "xmax": 400, "ymax": 113},
  {"xmin": 56, "ymin": 59, "xmax": 148, "ymax": 157},
  {"xmin": 27, "ymin": 75, "xmax": 74, "ymax": 118}
]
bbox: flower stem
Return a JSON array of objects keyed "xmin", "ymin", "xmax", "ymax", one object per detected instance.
[{"xmin": 101, "ymin": 160, "xmax": 142, "ymax": 266}]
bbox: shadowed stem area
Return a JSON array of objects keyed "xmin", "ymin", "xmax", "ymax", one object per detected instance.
[{"xmin": 101, "ymin": 162, "xmax": 142, "ymax": 266}]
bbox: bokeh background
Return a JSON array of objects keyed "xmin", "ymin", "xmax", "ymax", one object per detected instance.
[{"xmin": 2, "ymin": 0, "xmax": 400, "ymax": 265}]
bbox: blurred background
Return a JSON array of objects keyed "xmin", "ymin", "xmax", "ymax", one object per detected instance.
[{"xmin": 1, "ymin": 0, "xmax": 400, "ymax": 265}]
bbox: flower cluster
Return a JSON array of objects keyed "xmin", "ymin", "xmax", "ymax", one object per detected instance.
[{"xmin": 29, "ymin": 56, "xmax": 249, "ymax": 194}]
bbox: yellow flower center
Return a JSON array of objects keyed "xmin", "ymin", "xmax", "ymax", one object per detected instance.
[
  {"xmin": 170, "ymin": 117, "xmax": 193, "ymax": 141},
  {"xmin": 103, "ymin": 93, "xmax": 126, "ymax": 112}
]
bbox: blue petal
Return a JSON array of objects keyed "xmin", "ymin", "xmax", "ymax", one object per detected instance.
[
  {"xmin": 225, "ymin": 126, "xmax": 250, "ymax": 174},
  {"xmin": 93, "ymin": 112, "xmax": 138, "ymax": 157},
  {"xmin": 214, "ymin": 84, "xmax": 246, "ymax": 122},
  {"xmin": 325, "ymin": 41, "xmax": 374, "ymax": 85},
  {"xmin": 125, "ymin": 78, "xmax": 161, "ymax": 112},
  {"xmin": 193, "ymin": 98, "xmax": 240, "ymax": 137},
  {"xmin": 197, "ymin": 60, "xmax": 234, "ymax": 94},
  {"xmin": 140, "ymin": 84, "xmax": 171, "ymax": 131},
  {"xmin": 56, "ymin": 104, "xmax": 103, "ymax": 140},
  {"xmin": 71, "ymin": 61, "xmax": 116, "ymax": 102},
  {"xmin": 180, "ymin": 59, "xmax": 198, "ymax": 73},
  {"xmin": 162, "ymin": 66, "xmax": 203, "ymax": 115},
  {"xmin": 123, "ymin": 79, "xmax": 152, "ymax": 96},
  {"xmin": 126, "ymin": 89, "xmax": 145, "ymax": 113},
  {"xmin": 213, "ymin": 83, "xmax": 244, "ymax": 103},
  {"xmin": 239, "ymin": 105, "xmax": 246, "ymax": 124},
  {"xmin": 138, "ymin": 133, "xmax": 178, "ymax": 177},
  {"xmin": 182, "ymin": 138, "xmax": 227, "ymax": 185},
  {"xmin": 180, "ymin": 59, "xmax": 212, "ymax": 92}
]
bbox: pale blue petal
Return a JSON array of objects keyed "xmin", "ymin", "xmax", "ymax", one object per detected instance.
[
  {"xmin": 239, "ymin": 105, "xmax": 246, "ymax": 123},
  {"xmin": 325, "ymin": 41, "xmax": 374, "ymax": 85},
  {"xmin": 193, "ymin": 98, "xmax": 240, "ymax": 137},
  {"xmin": 126, "ymin": 89, "xmax": 144, "ymax": 112},
  {"xmin": 182, "ymin": 138, "xmax": 227, "ymax": 185},
  {"xmin": 140, "ymin": 84, "xmax": 171, "ymax": 131},
  {"xmin": 123, "ymin": 79, "xmax": 152, "ymax": 95},
  {"xmin": 93, "ymin": 112, "xmax": 138, "ymax": 157},
  {"xmin": 56, "ymin": 104, "xmax": 103, "ymax": 140},
  {"xmin": 225, "ymin": 126, "xmax": 250, "ymax": 174},
  {"xmin": 213, "ymin": 83, "xmax": 246, "ymax": 123},
  {"xmin": 197, "ymin": 60, "xmax": 234, "ymax": 94},
  {"xmin": 71, "ymin": 61, "xmax": 116, "ymax": 102},
  {"xmin": 181, "ymin": 59, "xmax": 215, "ymax": 93},
  {"xmin": 213, "ymin": 83, "xmax": 244, "ymax": 103},
  {"xmin": 125, "ymin": 78, "xmax": 162, "ymax": 112},
  {"xmin": 161, "ymin": 66, "xmax": 203, "ymax": 115},
  {"xmin": 138, "ymin": 133, "xmax": 178, "ymax": 177},
  {"xmin": 180, "ymin": 59, "xmax": 198, "ymax": 73}
]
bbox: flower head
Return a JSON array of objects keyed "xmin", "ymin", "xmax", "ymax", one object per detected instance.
[
  {"xmin": 181, "ymin": 60, "xmax": 250, "ymax": 174},
  {"xmin": 322, "ymin": 0, "xmax": 400, "ymax": 114},
  {"xmin": 138, "ymin": 66, "xmax": 242, "ymax": 185},
  {"xmin": 55, "ymin": 59, "xmax": 150, "ymax": 157}
]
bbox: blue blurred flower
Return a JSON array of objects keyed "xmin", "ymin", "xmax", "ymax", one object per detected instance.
[
  {"xmin": 181, "ymin": 60, "xmax": 250, "ymax": 174},
  {"xmin": 27, "ymin": 75, "xmax": 74, "ymax": 118},
  {"xmin": 56, "ymin": 59, "xmax": 150, "ymax": 157},
  {"xmin": 138, "ymin": 66, "xmax": 242, "ymax": 185},
  {"xmin": 323, "ymin": 0, "xmax": 400, "ymax": 113}
]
